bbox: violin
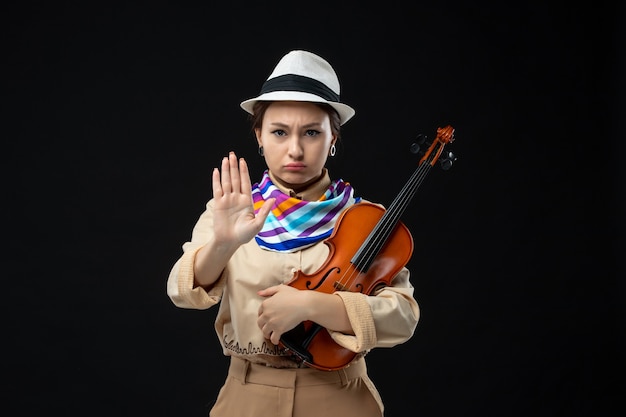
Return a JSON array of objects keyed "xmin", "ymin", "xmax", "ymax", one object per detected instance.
[{"xmin": 280, "ymin": 125, "xmax": 457, "ymax": 371}]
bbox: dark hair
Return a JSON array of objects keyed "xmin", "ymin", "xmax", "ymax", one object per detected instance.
[{"xmin": 249, "ymin": 101, "xmax": 342, "ymax": 140}]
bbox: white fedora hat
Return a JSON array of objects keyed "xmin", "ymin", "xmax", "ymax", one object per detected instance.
[{"xmin": 240, "ymin": 50, "xmax": 355, "ymax": 125}]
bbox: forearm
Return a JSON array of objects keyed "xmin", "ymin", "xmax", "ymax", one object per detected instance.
[
  {"xmin": 304, "ymin": 291, "xmax": 354, "ymax": 335},
  {"xmin": 193, "ymin": 238, "xmax": 239, "ymax": 288}
]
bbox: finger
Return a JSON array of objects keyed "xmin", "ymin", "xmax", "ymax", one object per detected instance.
[
  {"xmin": 228, "ymin": 152, "xmax": 241, "ymax": 192},
  {"xmin": 261, "ymin": 323, "xmax": 272, "ymax": 340},
  {"xmin": 257, "ymin": 198, "xmax": 276, "ymax": 226},
  {"xmin": 239, "ymin": 157, "xmax": 252, "ymax": 194},
  {"xmin": 220, "ymin": 156, "xmax": 231, "ymax": 193},
  {"xmin": 212, "ymin": 167, "xmax": 223, "ymax": 198},
  {"xmin": 257, "ymin": 283, "xmax": 279, "ymax": 297}
]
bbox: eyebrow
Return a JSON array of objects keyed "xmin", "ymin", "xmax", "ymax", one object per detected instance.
[{"xmin": 268, "ymin": 122, "xmax": 324, "ymax": 129}]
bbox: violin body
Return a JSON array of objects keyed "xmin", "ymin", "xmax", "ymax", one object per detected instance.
[{"xmin": 281, "ymin": 201, "xmax": 414, "ymax": 371}]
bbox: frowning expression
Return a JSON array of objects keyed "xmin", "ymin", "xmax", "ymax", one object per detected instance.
[{"xmin": 255, "ymin": 101, "xmax": 336, "ymax": 192}]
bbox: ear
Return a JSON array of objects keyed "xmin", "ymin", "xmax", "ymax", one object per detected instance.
[{"xmin": 254, "ymin": 128, "xmax": 262, "ymax": 147}]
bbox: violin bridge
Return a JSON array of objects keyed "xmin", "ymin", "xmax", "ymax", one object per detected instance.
[{"xmin": 333, "ymin": 281, "xmax": 348, "ymax": 291}]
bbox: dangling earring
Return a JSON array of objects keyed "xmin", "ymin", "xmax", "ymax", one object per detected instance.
[
  {"xmin": 258, "ymin": 146, "xmax": 264, "ymax": 156},
  {"xmin": 329, "ymin": 144, "xmax": 336, "ymax": 157}
]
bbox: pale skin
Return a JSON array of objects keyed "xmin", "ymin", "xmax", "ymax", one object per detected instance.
[{"xmin": 193, "ymin": 101, "xmax": 353, "ymax": 345}]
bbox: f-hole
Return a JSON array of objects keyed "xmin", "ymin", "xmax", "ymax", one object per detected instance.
[{"xmin": 306, "ymin": 267, "xmax": 341, "ymax": 290}]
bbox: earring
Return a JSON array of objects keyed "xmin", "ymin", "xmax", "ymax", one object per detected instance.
[
  {"xmin": 329, "ymin": 144, "xmax": 336, "ymax": 157},
  {"xmin": 258, "ymin": 146, "xmax": 264, "ymax": 156}
]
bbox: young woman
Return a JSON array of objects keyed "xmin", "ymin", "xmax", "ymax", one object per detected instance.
[{"xmin": 167, "ymin": 50, "xmax": 420, "ymax": 417}]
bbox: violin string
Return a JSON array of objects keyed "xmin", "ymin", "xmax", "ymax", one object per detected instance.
[
  {"xmin": 364, "ymin": 162, "xmax": 431, "ymax": 264},
  {"xmin": 337, "ymin": 159, "xmax": 427, "ymax": 288},
  {"xmin": 337, "ymin": 146, "xmax": 437, "ymax": 289},
  {"xmin": 359, "ymin": 143, "xmax": 439, "ymax": 273},
  {"xmin": 340, "ymin": 166, "xmax": 424, "ymax": 288},
  {"xmin": 356, "ymin": 162, "xmax": 430, "ymax": 273},
  {"xmin": 378, "ymin": 142, "xmax": 441, "ymax": 248}
]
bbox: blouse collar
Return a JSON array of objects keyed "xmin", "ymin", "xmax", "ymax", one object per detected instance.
[{"xmin": 267, "ymin": 168, "xmax": 331, "ymax": 201}]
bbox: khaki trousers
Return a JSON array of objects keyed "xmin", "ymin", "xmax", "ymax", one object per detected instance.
[{"xmin": 209, "ymin": 356, "xmax": 384, "ymax": 417}]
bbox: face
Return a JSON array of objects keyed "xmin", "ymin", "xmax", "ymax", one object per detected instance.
[{"xmin": 255, "ymin": 101, "xmax": 336, "ymax": 191}]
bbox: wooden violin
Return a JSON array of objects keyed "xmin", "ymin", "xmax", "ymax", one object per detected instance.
[{"xmin": 280, "ymin": 125, "xmax": 456, "ymax": 370}]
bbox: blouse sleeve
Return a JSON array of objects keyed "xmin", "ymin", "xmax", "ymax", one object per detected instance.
[
  {"xmin": 328, "ymin": 267, "xmax": 419, "ymax": 352},
  {"xmin": 166, "ymin": 200, "xmax": 226, "ymax": 309}
]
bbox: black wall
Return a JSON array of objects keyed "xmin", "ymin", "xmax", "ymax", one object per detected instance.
[{"xmin": 5, "ymin": 2, "xmax": 624, "ymax": 416}]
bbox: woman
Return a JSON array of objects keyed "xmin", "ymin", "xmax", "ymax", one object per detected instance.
[{"xmin": 167, "ymin": 50, "xmax": 420, "ymax": 417}]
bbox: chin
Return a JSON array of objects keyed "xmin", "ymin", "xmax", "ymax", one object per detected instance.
[{"xmin": 278, "ymin": 172, "xmax": 310, "ymax": 188}]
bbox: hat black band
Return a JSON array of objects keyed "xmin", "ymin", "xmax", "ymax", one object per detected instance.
[{"xmin": 260, "ymin": 74, "xmax": 340, "ymax": 103}]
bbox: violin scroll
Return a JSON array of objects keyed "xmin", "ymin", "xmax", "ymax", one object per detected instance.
[
  {"xmin": 410, "ymin": 125, "xmax": 457, "ymax": 170},
  {"xmin": 436, "ymin": 125, "xmax": 455, "ymax": 145}
]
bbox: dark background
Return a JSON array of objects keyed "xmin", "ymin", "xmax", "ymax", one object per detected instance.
[{"xmin": 4, "ymin": 2, "xmax": 624, "ymax": 416}]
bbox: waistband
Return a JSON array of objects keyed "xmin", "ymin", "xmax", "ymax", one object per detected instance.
[{"xmin": 228, "ymin": 356, "xmax": 367, "ymax": 388}]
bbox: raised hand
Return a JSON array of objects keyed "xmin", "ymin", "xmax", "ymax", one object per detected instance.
[{"xmin": 212, "ymin": 151, "xmax": 275, "ymax": 247}]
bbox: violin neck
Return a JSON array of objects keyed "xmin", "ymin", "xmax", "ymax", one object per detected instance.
[{"xmin": 352, "ymin": 162, "xmax": 431, "ymax": 271}]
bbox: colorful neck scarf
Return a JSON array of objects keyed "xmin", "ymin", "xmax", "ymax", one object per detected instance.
[{"xmin": 251, "ymin": 170, "xmax": 361, "ymax": 252}]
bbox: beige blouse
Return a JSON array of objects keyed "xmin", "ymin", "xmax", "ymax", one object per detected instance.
[{"xmin": 167, "ymin": 170, "xmax": 420, "ymax": 368}]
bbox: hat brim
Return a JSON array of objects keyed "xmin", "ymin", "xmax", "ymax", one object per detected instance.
[{"xmin": 240, "ymin": 91, "xmax": 355, "ymax": 125}]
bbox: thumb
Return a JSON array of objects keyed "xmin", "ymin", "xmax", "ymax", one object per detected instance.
[
  {"xmin": 255, "ymin": 198, "xmax": 276, "ymax": 223},
  {"xmin": 258, "ymin": 284, "xmax": 281, "ymax": 297}
]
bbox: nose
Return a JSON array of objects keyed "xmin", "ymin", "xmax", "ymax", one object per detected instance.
[{"xmin": 287, "ymin": 136, "xmax": 303, "ymax": 159}]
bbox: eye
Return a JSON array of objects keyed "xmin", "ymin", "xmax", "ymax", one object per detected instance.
[
  {"xmin": 305, "ymin": 129, "xmax": 321, "ymax": 137},
  {"xmin": 271, "ymin": 129, "xmax": 287, "ymax": 137}
]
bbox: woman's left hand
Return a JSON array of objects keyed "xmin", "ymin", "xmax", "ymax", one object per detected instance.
[{"xmin": 257, "ymin": 285, "xmax": 307, "ymax": 345}]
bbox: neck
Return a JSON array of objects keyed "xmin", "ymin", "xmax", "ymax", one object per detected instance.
[{"xmin": 268, "ymin": 169, "xmax": 330, "ymax": 201}]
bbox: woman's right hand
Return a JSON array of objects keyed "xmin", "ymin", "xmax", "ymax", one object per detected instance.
[{"xmin": 211, "ymin": 151, "xmax": 275, "ymax": 247}]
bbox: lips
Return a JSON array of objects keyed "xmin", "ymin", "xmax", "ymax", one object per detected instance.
[{"xmin": 284, "ymin": 163, "xmax": 306, "ymax": 170}]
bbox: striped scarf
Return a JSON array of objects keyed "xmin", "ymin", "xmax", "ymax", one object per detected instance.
[{"xmin": 251, "ymin": 170, "xmax": 361, "ymax": 252}]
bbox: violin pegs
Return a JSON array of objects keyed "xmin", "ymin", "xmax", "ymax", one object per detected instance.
[
  {"xmin": 410, "ymin": 134, "xmax": 428, "ymax": 154},
  {"xmin": 440, "ymin": 159, "xmax": 453, "ymax": 170},
  {"xmin": 439, "ymin": 150, "xmax": 457, "ymax": 170}
]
